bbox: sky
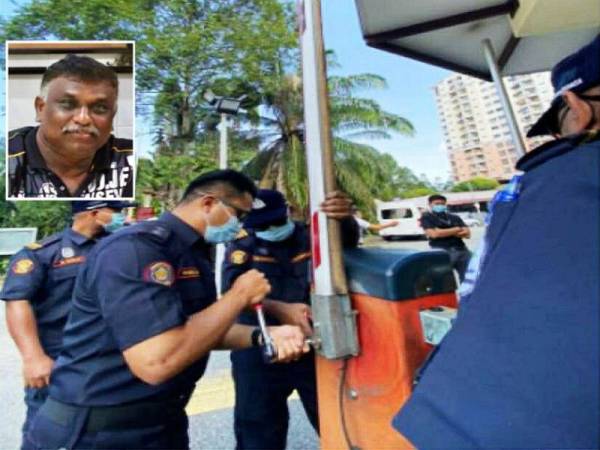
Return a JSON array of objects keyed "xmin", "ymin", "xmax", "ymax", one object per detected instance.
[{"xmin": 1, "ymin": 0, "xmax": 453, "ymax": 181}]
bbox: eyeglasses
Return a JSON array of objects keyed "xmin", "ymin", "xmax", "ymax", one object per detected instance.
[
  {"xmin": 219, "ymin": 198, "xmax": 252, "ymax": 221},
  {"xmin": 196, "ymin": 191, "xmax": 252, "ymax": 220}
]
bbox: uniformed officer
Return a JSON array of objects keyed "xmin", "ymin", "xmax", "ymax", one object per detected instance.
[
  {"xmin": 26, "ymin": 170, "xmax": 308, "ymax": 450},
  {"xmin": 8, "ymin": 54, "xmax": 134, "ymax": 199},
  {"xmin": 222, "ymin": 189, "xmax": 358, "ymax": 450},
  {"xmin": 393, "ymin": 35, "xmax": 600, "ymax": 448},
  {"xmin": 1, "ymin": 200, "xmax": 133, "ymax": 450}
]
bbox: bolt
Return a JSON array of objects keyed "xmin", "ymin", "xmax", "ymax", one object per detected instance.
[{"xmin": 348, "ymin": 388, "xmax": 358, "ymax": 400}]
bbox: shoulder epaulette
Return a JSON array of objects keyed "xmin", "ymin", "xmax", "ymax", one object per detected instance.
[
  {"xmin": 235, "ymin": 228, "xmax": 250, "ymax": 240},
  {"xmin": 26, "ymin": 232, "xmax": 62, "ymax": 250},
  {"xmin": 137, "ymin": 222, "xmax": 172, "ymax": 243}
]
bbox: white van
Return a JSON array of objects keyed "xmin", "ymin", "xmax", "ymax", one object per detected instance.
[{"xmin": 375, "ymin": 199, "xmax": 426, "ymax": 239}]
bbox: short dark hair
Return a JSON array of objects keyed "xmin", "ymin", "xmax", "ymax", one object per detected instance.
[
  {"xmin": 428, "ymin": 194, "xmax": 447, "ymax": 204},
  {"xmin": 181, "ymin": 169, "xmax": 257, "ymax": 204},
  {"xmin": 41, "ymin": 54, "xmax": 119, "ymax": 94}
]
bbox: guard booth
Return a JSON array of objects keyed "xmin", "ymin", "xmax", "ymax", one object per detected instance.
[
  {"xmin": 298, "ymin": 0, "xmax": 599, "ymax": 449},
  {"xmin": 318, "ymin": 249, "xmax": 457, "ymax": 449}
]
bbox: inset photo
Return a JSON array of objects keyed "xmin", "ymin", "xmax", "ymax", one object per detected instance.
[{"xmin": 5, "ymin": 41, "xmax": 135, "ymax": 199}]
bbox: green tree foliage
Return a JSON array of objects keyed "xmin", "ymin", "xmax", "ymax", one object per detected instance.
[
  {"xmin": 400, "ymin": 187, "xmax": 437, "ymax": 199},
  {"xmin": 2, "ymin": 0, "xmax": 294, "ymax": 213},
  {"xmin": 0, "ymin": 179, "xmax": 70, "ymax": 238},
  {"xmin": 451, "ymin": 177, "xmax": 500, "ymax": 192},
  {"xmin": 136, "ymin": 133, "xmax": 258, "ymax": 208},
  {"xmin": 243, "ymin": 67, "xmax": 417, "ymax": 216},
  {"xmin": 2, "ymin": 1, "xmax": 423, "ymax": 222}
]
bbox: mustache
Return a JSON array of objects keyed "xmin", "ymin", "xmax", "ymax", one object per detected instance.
[{"xmin": 62, "ymin": 125, "xmax": 100, "ymax": 136}]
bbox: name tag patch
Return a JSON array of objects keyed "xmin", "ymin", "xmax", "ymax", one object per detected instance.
[
  {"xmin": 53, "ymin": 256, "xmax": 86, "ymax": 268},
  {"xmin": 177, "ymin": 267, "xmax": 201, "ymax": 279}
]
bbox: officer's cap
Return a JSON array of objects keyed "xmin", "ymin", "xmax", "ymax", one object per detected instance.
[
  {"xmin": 243, "ymin": 189, "xmax": 288, "ymax": 228},
  {"xmin": 528, "ymin": 34, "xmax": 600, "ymax": 137},
  {"xmin": 72, "ymin": 200, "xmax": 136, "ymax": 214}
]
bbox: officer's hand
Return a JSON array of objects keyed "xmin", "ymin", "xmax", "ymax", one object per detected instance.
[
  {"xmin": 457, "ymin": 228, "xmax": 470, "ymax": 237},
  {"xmin": 320, "ymin": 191, "xmax": 353, "ymax": 220},
  {"xmin": 23, "ymin": 353, "xmax": 54, "ymax": 388},
  {"xmin": 268, "ymin": 325, "xmax": 309, "ymax": 363},
  {"xmin": 271, "ymin": 303, "xmax": 313, "ymax": 336},
  {"xmin": 232, "ymin": 269, "xmax": 271, "ymax": 306}
]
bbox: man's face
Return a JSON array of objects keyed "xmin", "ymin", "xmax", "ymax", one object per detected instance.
[
  {"xmin": 205, "ymin": 191, "xmax": 253, "ymax": 227},
  {"xmin": 35, "ymin": 76, "xmax": 117, "ymax": 157},
  {"xmin": 430, "ymin": 199, "xmax": 447, "ymax": 213}
]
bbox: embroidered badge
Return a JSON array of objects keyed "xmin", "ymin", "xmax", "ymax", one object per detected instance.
[
  {"xmin": 230, "ymin": 250, "xmax": 248, "ymax": 265},
  {"xmin": 144, "ymin": 261, "xmax": 175, "ymax": 286},
  {"xmin": 177, "ymin": 267, "xmax": 201, "ymax": 279},
  {"xmin": 25, "ymin": 242, "xmax": 43, "ymax": 250},
  {"xmin": 13, "ymin": 259, "xmax": 34, "ymax": 274},
  {"xmin": 235, "ymin": 229, "xmax": 249, "ymax": 240}
]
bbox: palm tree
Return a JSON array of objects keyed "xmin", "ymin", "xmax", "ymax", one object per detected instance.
[{"xmin": 242, "ymin": 70, "xmax": 415, "ymax": 215}]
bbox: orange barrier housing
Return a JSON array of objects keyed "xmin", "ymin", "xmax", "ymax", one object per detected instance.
[{"xmin": 317, "ymin": 291, "xmax": 458, "ymax": 449}]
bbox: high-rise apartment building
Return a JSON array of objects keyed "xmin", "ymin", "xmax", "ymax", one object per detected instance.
[{"xmin": 435, "ymin": 72, "xmax": 554, "ymax": 182}]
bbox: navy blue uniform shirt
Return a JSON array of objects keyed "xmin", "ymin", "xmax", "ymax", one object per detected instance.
[
  {"xmin": 1, "ymin": 228, "xmax": 99, "ymax": 358},
  {"xmin": 393, "ymin": 131, "xmax": 600, "ymax": 448},
  {"xmin": 49, "ymin": 212, "xmax": 216, "ymax": 406},
  {"xmin": 222, "ymin": 222, "xmax": 311, "ymax": 326}
]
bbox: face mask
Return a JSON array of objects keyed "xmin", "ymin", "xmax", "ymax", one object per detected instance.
[
  {"xmin": 204, "ymin": 203, "xmax": 242, "ymax": 244},
  {"xmin": 432, "ymin": 205, "xmax": 447, "ymax": 214},
  {"xmin": 103, "ymin": 212, "xmax": 126, "ymax": 233},
  {"xmin": 256, "ymin": 219, "xmax": 295, "ymax": 242}
]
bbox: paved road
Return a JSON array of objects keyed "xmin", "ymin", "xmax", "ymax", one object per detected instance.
[{"xmin": 0, "ymin": 228, "xmax": 484, "ymax": 449}]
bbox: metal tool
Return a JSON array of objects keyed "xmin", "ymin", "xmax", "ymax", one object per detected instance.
[{"xmin": 254, "ymin": 304, "xmax": 277, "ymax": 363}]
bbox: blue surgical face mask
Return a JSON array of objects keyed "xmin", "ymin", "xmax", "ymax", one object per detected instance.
[
  {"xmin": 204, "ymin": 203, "xmax": 242, "ymax": 244},
  {"xmin": 103, "ymin": 212, "xmax": 126, "ymax": 233},
  {"xmin": 256, "ymin": 219, "xmax": 295, "ymax": 242},
  {"xmin": 432, "ymin": 205, "xmax": 447, "ymax": 214}
]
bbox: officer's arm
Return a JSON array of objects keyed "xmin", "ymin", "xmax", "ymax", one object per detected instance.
[
  {"xmin": 2, "ymin": 251, "xmax": 54, "ymax": 388},
  {"xmin": 96, "ymin": 240, "xmax": 266, "ymax": 386},
  {"xmin": 123, "ymin": 278, "xmax": 258, "ymax": 385},
  {"xmin": 6, "ymin": 301, "xmax": 46, "ymax": 360},
  {"xmin": 262, "ymin": 299, "xmax": 313, "ymax": 336},
  {"xmin": 5, "ymin": 301, "xmax": 54, "ymax": 387},
  {"xmin": 217, "ymin": 323, "xmax": 309, "ymax": 363},
  {"xmin": 215, "ymin": 323, "xmax": 255, "ymax": 349}
]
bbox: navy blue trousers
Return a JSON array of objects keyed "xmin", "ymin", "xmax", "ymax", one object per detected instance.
[
  {"xmin": 25, "ymin": 398, "xmax": 189, "ymax": 449},
  {"xmin": 22, "ymin": 387, "xmax": 48, "ymax": 450},
  {"xmin": 231, "ymin": 348, "xmax": 319, "ymax": 450}
]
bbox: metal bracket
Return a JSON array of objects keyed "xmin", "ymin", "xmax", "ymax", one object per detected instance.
[{"xmin": 311, "ymin": 293, "xmax": 360, "ymax": 359}]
